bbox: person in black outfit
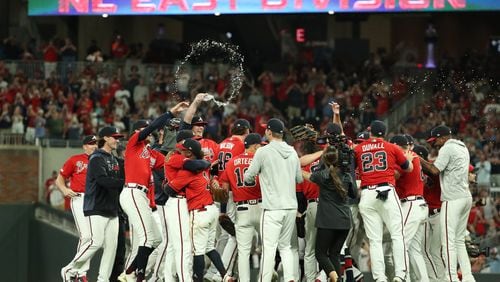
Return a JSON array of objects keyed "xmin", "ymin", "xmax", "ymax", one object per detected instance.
[
  {"xmin": 61, "ymin": 126, "xmax": 125, "ymax": 282},
  {"xmin": 110, "ymin": 143, "xmax": 127, "ymax": 282},
  {"xmin": 302, "ymin": 145, "xmax": 357, "ymax": 282}
]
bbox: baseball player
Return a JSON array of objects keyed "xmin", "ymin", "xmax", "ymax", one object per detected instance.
[
  {"xmin": 58, "ymin": 135, "xmax": 97, "ymax": 281},
  {"xmin": 211, "ymin": 118, "xmax": 252, "ymax": 279},
  {"xmin": 165, "ymin": 138, "xmax": 233, "ymax": 282},
  {"xmin": 390, "ymin": 135, "xmax": 429, "ymax": 281},
  {"xmin": 420, "ymin": 125, "xmax": 475, "ymax": 282},
  {"xmin": 354, "ymin": 120, "xmax": 414, "ymax": 282},
  {"xmin": 220, "ymin": 133, "xmax": 264, "ymax": 282},
  {"xmin": 61, "ymin": 126, "xmax": 125, "ymax": 282},
  {"xmin": 120, "ymin": 101, "xmax": 188, "ymax": 281},
  {"xmin": 179, "ymin": 93, "xmax": 220, "ymax": 165},
  {"xmin": 413, "ymin": 145, "xmax": 446, "ymax": 282},
  {"xmin": 244, "ymin": 118, "xmax": 303, "ymax": 282},
  {"xmin": 299, "ymin": 147, "xmax": 322, "ymax": 282},
  {"xmin": 162, "ymin": 130, "xmax": 211, "ymax": 282}
]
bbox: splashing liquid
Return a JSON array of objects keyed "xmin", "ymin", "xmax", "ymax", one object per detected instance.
[{"xmin": 173, "ymin": 40, "xmax": 245, "ymax": 107}]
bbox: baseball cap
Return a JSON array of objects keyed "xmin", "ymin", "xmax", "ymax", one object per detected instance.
[
  {"xmin": 404, "ymin": 134, "xmax": 415, "ymax": 145},
  {"xmin": 266, "ymin": 118, "xmax": 285, "ymax": 134},
  {"xmin": 176, "ymin": 130, "xmax": 194, "ymax": 143},
  {"xmin": 355, "ymin": 131, "xmax": 370, "ymax": 143},
  {"xmin": 244, "ymin": 133, "xmax": 264, "ymax": 148},
  {"xmin": 233, "ymin": 119, "xmax": 251, "ymax": 130},
  {"xmin": 82, "ymin": 135, "xmax": 97, "ymax": 145},
  {"xmin": 98, "ymin": 126, "xmax": 124, "ymax": 138},
  {"xmin": 180, "ymin": 138, "xmax": 203, "ymax": 159},
  {"xmin": 413, "ymin": 145, "xmax": 429, "ymax": 160},
  {"xmin": 390, "ymin": 135, "xmax": 409, "ymax": 147},
  {"xmin": 191, "ymin": 116, "xmax": 208, "ymax": 126},
  {"xmin": 325, "ymin": 123, "xmax": 342, "ymax": 136},
  {"xmin": 132, "ymin": 119, "xmax": 150, "ymax": 131},
  {"xmin": 427, "ymin": 125, "xmax": 452, "ymax": 143},
  {"xmin": 369, "ymin": 120, "xmax": 387, "ymax": 137}
]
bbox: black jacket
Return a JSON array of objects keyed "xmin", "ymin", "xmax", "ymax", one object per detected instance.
[{"xmin": 84, "ymin": 149, "xmax": 125, "ymax": 217}]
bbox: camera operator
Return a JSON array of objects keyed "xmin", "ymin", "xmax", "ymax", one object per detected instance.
[{"xmin": 302, "ymin": 145, "xmax": 358, "ymax": 282}]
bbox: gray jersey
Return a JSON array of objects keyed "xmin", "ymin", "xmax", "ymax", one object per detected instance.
[{"xmin": 434, "ymin": 138, "xmax": 471, "ymax": 201}]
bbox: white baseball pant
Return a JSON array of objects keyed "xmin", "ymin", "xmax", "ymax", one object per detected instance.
[
  {"xmin": 359, "ymin": 187, "xmax": 408, "ymax": 282},
  {"xmin": 149, "ymin": 205, "xmax": 176, "ymax": 281},
  {"xmin": 235, "ymin": 202, "xmax": 262, "ymax": 282},
  {"xmin": 190, "ymin": 204, "xmax": 219, "ymax": 255},
  {"xmin": 441, "ymin": 198, "xmax": 475, "ymax": 282},
  {"xmin": 120, "ymin": 187, "xmax": 162, "ymax": 250},
  {"xmin": 304, "ymin": 200, "xmax": 319, "ymax": 282},
  {"xmin": 401, "ymin": 198, "xmax": 429, "ymax": 281},
  {"xmin": 165, "ymin": 197, "xmax": 193, "ymax": 282},
  {"xmin": 206, "ymin": 193, "xmax": 238, "ymax": 280},
  {"xmin": 62, "ymin": 215, "xmax": 118, "ymax": 282},
  {"xmin": 424, "ymin": 209, "xmax": 446, "ymax": 282},
  {"xmin": 62, "ymin": 194, "xmax": 91, "ymax": 277},
  {"xmin": 259, "ymin": 209, "xmax": 296, "ymax": 282}
]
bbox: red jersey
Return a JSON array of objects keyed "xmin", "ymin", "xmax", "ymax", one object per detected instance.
[
  {"xmin": 354, "ymin": 138, "xmax": 408, "ymax": 187},
  {"xmin": 196, "ymin": 137, "xmax": 220, "ymax": 164},
  {"xmin": 220, "ymin": 152, "xmax": 262, "ymax": 202},
  {"xmin": 59, "ymin": 153, "xmax": 90, "ymax": 193},
  {"xmin": 169, "ymin": 170, "xmax": 213, "ymax": 211},
  {"xmin": 147, "ymin": 149, "xmax": 165, "ymax": 209},
  {"xmin": 217, "ymin": 136, "xmax": 245, "ymax": 177},
  {"xmin": 164, "ymin": 151, "xmax": 190, "ymax": 196},
  {"xmin": 423, "ymin": 164, "xmax": 442, "ymax": 210},
  {"xmin": 125, "ymin": 132, "xmax": 152, "ymax": 186},
  {"xmin": 395, "ymin": 152, "xmax": 424, "ymax": 199},
  {"xmin": 300, "ymin": 158, "xmax": 322, "ymax": 200}
]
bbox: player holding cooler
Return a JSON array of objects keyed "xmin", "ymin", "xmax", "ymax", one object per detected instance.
[
  {"xmin": 355, "ymin": 120, "xmax": 415, "ymax": 282},
  {"xmin": 220, "ymin": 133, "xmax": 264, "ymax": 282}
]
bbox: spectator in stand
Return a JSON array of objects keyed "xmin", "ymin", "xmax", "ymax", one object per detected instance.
[
  {"xmin": 11, "ymin": 105, "xmax": 24, "ymax": 135},
  {"xmin": 34, "ymin": 108, "xmax": 46, "ymax": 143},
  {"xmin": 43, "ymin": 40, "xmax": 58, "ymax": 79},
  {"xmin": 46, "ymin": 107, "xmax": 64, "ymax": 139},
  {"xmin": 44, "ymin": 170, "xmax": 58, "ymax": 203},
  {"xmin": 25, "ymin": 105, "xmax": 36, "ymax": 143},
  {"xmin": 86, "ymin": 50, "xmax": 104, "ymax": 63},
  {"xmin": 111, "ymin": 34, "xmax": 128, "ymax": 61},
  {"xmin": 475, "ymin": 152, "xmax": 492, "ymax": 188},
  {"xmin": 0, "ymin": 103, "xmax": 12, "ymax": 134},
  {"xmin": 60, "ymin": 38, "xmax": 77, "ymax": 78}
]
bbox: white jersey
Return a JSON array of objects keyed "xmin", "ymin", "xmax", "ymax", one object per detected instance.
[
  {"xmin": 244, "ymin": 140, "xmax": 302, "ymax": 210},
  {"xmin": 434, "ymin": 138, "xmax": 471, "ymax": 201}
]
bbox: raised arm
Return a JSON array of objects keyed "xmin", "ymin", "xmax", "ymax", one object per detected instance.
[{"xmin": 183, "ymin": 93, "xmax": 208, "ymax": 125}]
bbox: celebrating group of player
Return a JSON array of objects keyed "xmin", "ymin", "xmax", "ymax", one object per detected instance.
[{"xmin": 57, "ymin": 93, "xmax": 476, "ymax": 282}]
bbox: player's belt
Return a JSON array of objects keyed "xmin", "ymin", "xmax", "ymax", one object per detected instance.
[
  {"xmin": 360, "ymin": 182, "xmax": 392, "ymax": 190},
  {"xmin": 236, "ymin": 199, "xmax": 262, "ymax": 206},
  {"xmin": 429, "ymin": 208, "xmax": 441, "ymax": 216},
  {"xmin": 307, "ymin": 198, "xmax": 319, "ymax": 203},
  {"xmin": 125, "ymin": 183, "xmax": 148, "ymax": 194},
  {"xmin": 170, "ymin": 195, "xmax": 186, "ymax": 199},
  {"xmin": 400, "ymin": 195, "xmax": 424, "ymax": 203}
]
